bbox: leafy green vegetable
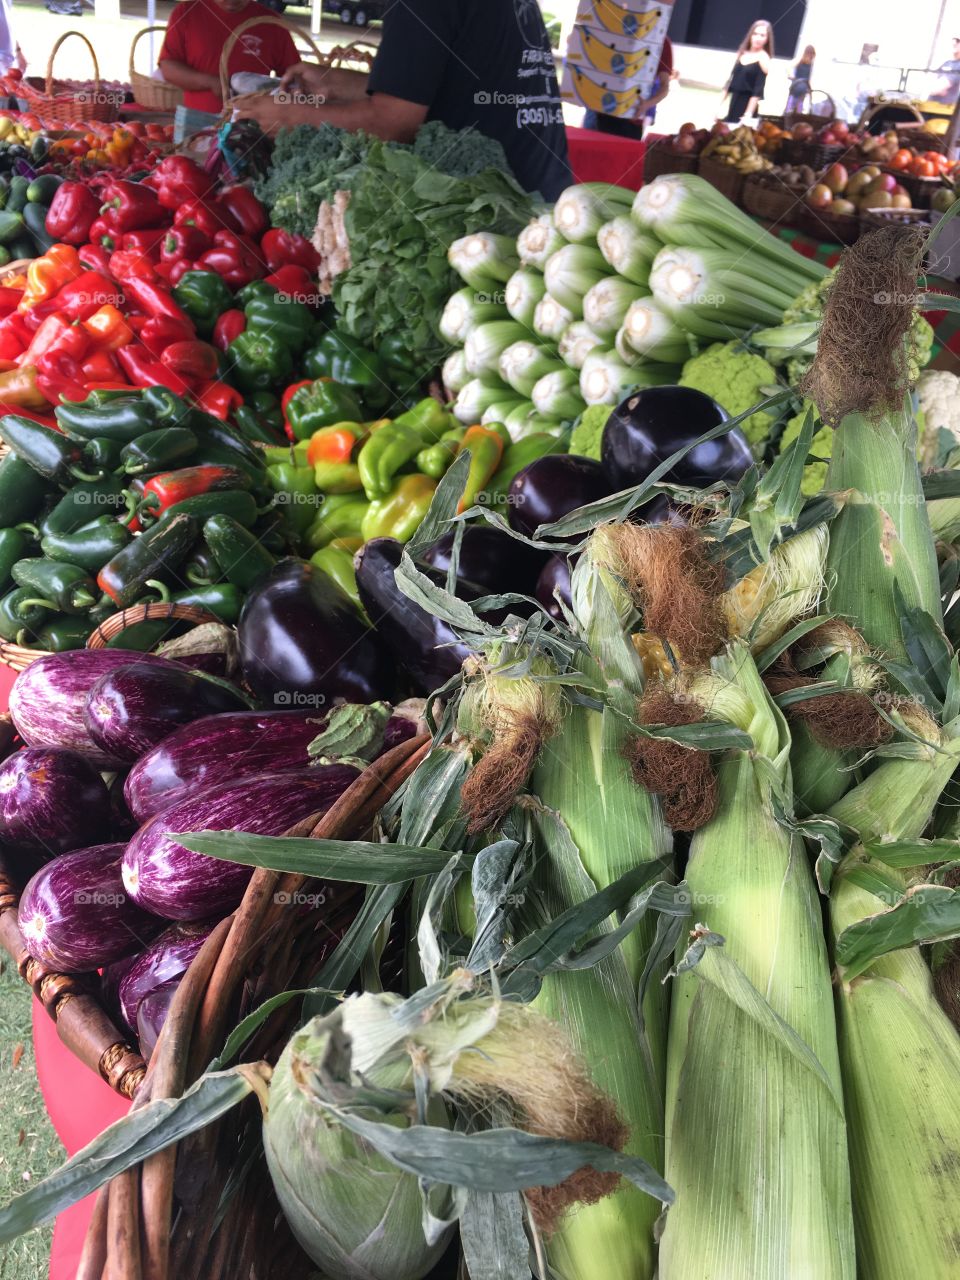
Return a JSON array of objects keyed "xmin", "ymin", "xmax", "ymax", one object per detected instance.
[{"xmin": 569, "ymin": 404, "xmax": 613, "ymax": 459}]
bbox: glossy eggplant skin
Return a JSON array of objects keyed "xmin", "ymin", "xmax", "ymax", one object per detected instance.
[
  {"xmin": 18, "ymin": 843, "xmax": 161, "ymax": 972},
  {"xmin": 356, "ymin": 538, "xmax": 473, "ymax": 697},
  {"xmin": 536, "ymin": 555, "xmax": 574, "ymax": 622},
  {"xmin": 601, "ymin": 385, "xmax": 751, "ymax": 490},
  {"xmin": 121, "ymin": 764, "xmax": 359, "ymax": 921},
  {"xmin": 239, "ymin": 558, "xmax": 390, "ymax": 709},
  {"xmin": 137, "ymin": 979, "xmax": 180, "ymax": 1057},
  {"xmin": 421, "ymin": 526, "xmax": 547, "ymax": 599},
  {"xmin": 117, "ymin": 921, "xmax": 213, "ymax": 1030},
  {"xmin": 507, "ymin": 455, "xmax": 613, "ymax": 537},
  {"xmin": 9, "ymin": 650, "xmax": 182, "ymax": 768},
  {"xmin": 0, "ymin": 747, "xmax": 111, "ymax": 857},
  {"xmin": 83, "ymin": 664, "xmax": 249, "ymax": 764}
]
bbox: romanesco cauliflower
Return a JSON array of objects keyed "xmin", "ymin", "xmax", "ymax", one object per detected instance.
[
  {"xmin": 569, "ymin": 404, "xmax": 613, "ymax": 460},
  {"xmin": 679, "ymin": 342, "xmax": 781, "ymax": 456}
]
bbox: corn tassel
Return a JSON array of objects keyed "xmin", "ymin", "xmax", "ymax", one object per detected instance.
[{"xmin": 660, "ymin": 643, "xmax": 855, "ymax": 1280}]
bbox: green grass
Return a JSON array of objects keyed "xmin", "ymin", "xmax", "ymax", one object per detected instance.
[{"xmin": 0, "ymin": 959, "xmax": 64, "ymax": 1280}]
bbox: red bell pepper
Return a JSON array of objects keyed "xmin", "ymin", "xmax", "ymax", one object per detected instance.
[
  {"xmin": 160, "ymin": 226, "xmax": 211, "ymax": 264},
  {"xmin": 0, "ymin": 312, "xmax": 30, "ymax": 361},
  {"xmin": 161, "ymin": 259, "xmax": 197, "ymax": 287},
  {"xmin": 212, "ymin": 309, "xmax": 245, "ymax": 352},
  {"xmin": 0, "ymin": 288, "xmax": 22, "ymax": 315},
  {"xmin": 116, "ymin": 343, "xmax": 192, "ymax": 396},
  {"xmin": 142, "ymin": 155, "xmax": 213, "ymax": 209},
  {"xmin": 122, "ymin": 277, "xmax": 193, "ymax": 327},
  {"xmin": 77, "ymin": 243, "xmax": 113, "ymax": 275},
  {"xmin": 108, "ymin": 249, "xmax": 159, "ymax": 284},
  {"xmin": 216, "ymin": 186, "xmax": 267, "ymax": 239},
  {"xmin": 173, "ymin": 198, "xmax": 234, "ymax": 239},
  {"xmin": 44, "ymin": 182, "xmax": 101, "ymax": 247},
  {"xmin": 195, "ymin": 379, "xmax": 243, "ymax": 421},
  {"xmin": 197, "ymin": 232, "xmax": 264, "ymax": 290},
  {"xmin": 0, "ymin": 403, "xmax": 57, "ymax": 427},
  {"xmin": 281, "ymin": 378, "xmax": 312, "ymax": 442},
  {"xmin": 37, "ymin": 272, "xmax": 123, "ymax": 324},
  {"xmin": 121, "ymin": 229, "xmax": 166, "ymax": 259},
  {"xmin": 265, "ymin": 264, "xmax": 315, "ymax": 300},
  {"xmin": 100, "ymin": 181, "xmax": 166, "ymax": 233},
  {"xmin": 260, "ymin": 228, "xmax": 320, "ymax": 273},
  {"xmin": 140, "ymin": 314, "xmax": 196, "ymax": 358},
  {"xmin": 35, "ymin": 350, "xmax": 88, "ymax": 404},
  {"xmin": 160, "ymin": 340, "xmax": 219, "ymax": 383},
  {"xmin": 18, "ymin": 313, "xmax": 75, "ymax": 367},
  {"xmin": 81, "ymin": 349, "xmax": 124, "ymax": 384},
  {"xmin": 87, "ymin": 216, "xmax": 117, "ymax": 251},
  {"xmin": 142, "ymin": 464, "xmax": 246, "ymax": 516}
]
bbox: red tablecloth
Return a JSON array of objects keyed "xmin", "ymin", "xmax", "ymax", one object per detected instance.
[{"xmin": 567, "ymin": 124, "xmax": 647, "ymax": 190}]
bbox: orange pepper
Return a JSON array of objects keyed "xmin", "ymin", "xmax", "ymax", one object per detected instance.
[
  {"xmin": 83, "ymin": 304, "xmax": 134, "ymax": 352},
  {"xmin": 0, "ymin": 365, "xmax": 49, "ymax": 408},
  {"xmin": 18, "ymin": 246, "xmax": 83, "ymax": 313},
  {"xmin": 307, "ymin": 425, "xmax": 360, "ymax": 467}
]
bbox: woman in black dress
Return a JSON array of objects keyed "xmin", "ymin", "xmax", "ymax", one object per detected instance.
[{"xmin": 722, "ymin": 19, "xmax": 773, "ymax": 122}]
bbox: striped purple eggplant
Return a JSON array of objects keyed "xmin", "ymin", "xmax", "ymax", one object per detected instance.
[
  {"xmin": 0, "ymin": 747, "xmax": 111, "ymax": 857},
  {"xmin": 18, "ymin": 842, "xmax": 161, "ymax": 972},
  {"xmin": 136, "ymin": 980, "xmax": 180, "ymax": 1058},
  {"xmin": 121, "ymin": 765, "xmax": 359, "ymax": 921},
  {"xmin": 117, "ymin": 921, "xmax": 214, "ymax": 1030},
  {"xmin": 9, "ymin": 650, "xmax": 182, "ymax": 767},
  {"xmin": 83, "ymin": 664, "xmax": 249, "ymax": 764}
]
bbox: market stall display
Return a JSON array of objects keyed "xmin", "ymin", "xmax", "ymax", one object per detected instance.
[{"xmin": 0, "ymin": 104, "xmax": 956, "ymax": 1280}]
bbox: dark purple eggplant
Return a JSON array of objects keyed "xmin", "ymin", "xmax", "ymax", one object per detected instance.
[
  {"xmin": 137, "ymin": 979, "xmax": 180, "ymax": 1057},
  {"xmin": 0, "ymin": 748, "xmax": 111, "ymax": 857},
  {"xmin": 421, "ymin": 527, "xmax": 547, "ymax": 599},
  {"xmin": 507, "ymin": 455, "xmax": 614, "ymax": 537},
  {"xmin": 18, "ymin": 842, "xmax": 161, "ymax": 972},
  {"xmin": 121, "ymin": 764, "xmax": 359, "ymax": 921},
  {"xmin": 536, "ymin": 555, "xmax": 574, "ymax": 621},
  {"xmin": 601, "ymin": 385, "xmax": 752, "ymax": 491},
  {"xmin": 239, "ymin": 558, "xmax": 390, "ymax": 709},
  {"xmin": 83, "ymin": 664, "xmax": 249, "ymax": 764},
  {"xmin": 117, "ymin": 920, "xmax": 213, "ymax": 1029},
  {"xmin": 9, "ymin": 650, "xmax": 183, "ymax": 767},
  {"xmin": 356, "ymin": 538, "xmax": 473, "ymax": 696}
]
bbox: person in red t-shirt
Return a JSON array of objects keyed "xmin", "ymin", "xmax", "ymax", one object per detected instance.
[{"xmin": 159, "ymin": 0, "xmax": 299, "ymax": 115}]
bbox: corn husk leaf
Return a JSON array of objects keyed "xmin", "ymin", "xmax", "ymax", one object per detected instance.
[
  {"xmin": 179, "ymin": 833, "xmax": 454, "ymax": 881},
  {"xmin": 835, "ymin": 876, "xmax": 960, "ymax": 978}
]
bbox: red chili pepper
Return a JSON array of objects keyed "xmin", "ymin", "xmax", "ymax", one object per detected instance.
[
  {"xmin": 122, "ymin": 277, "xmax": 193, "ymax": 328},
  {"xmin": 260, "ymin": 228, "xmax": 320, "ymax": 273},
  {"xmin": 140, "ymin": 314, "xmax": 196, "ymax": 358},
  {"xmin": 0, "ymin": 288, "xmax": 23, "ymax": 313},
  {"xmin": 87, "ymin": 216, "xmax": 117, "ymax": 252},
  {"xmin": 44, "ymin": 182, "xmax": 101, "ymax": 247},
  {"xmin": 108, "ymin": 249, "xmax": 159, "ymax": 284},
  {"xmin": 160, "ymin": 226, "xmax": 211, "ymax": 264},
  {"xmin": 215, "ymin": 186, "xmax": 267, "ymax": 239},
  {"xmin": 116, "ymin": 343, "xmax": 192, "ymax": 396},
  {"xmin": 212, "ymin": 308, "xmax": 245, "ymax": 352},
  {"xmin": 121, "ymin": 228, "xmax": 166, "ymax": 258},
  {"xmin": 160, "ymin": 339, "xmax": 219, "ymax": 383},
  {"xmin": 142, "ymin": 464, "xmax": 247, "ymax": 515},
  {"xmin": 18, "ymin": 313, "xmax": 74, "ymax": 367},
  {"xmin": 281, "ymin": 378, "xmax": 313, "ymax": 442},
  {"xmin": 0, "ymin": 403, "xmax": 57, "ymax": 427},
  {"xmin": 81, "ymin": 349, "xmax": 124, "ymax": 384},
  {"xmin": 100, "ymin": 180, "xmax": 166, "ymax": 233},
  {"xmin": 195, "ymin": 379, "xmax": 243, "ymax": 421},
  {"xmin": 173, "ymin": 198, "xmax": 233, "ymax": 239},
  {"xmin": 142, "ymin": 156, "xmax": 214, "ymax": 210},
  {"xmin": 265, "ymin": 264, "xmax": 315, "ymax": 300},
  {"xmin": 77, "ymin": 243, "xmax": 112, "ymax": 274},
  {"xmin": 35, "ymin": 272, "xmax": 123, "ymax": 324}
]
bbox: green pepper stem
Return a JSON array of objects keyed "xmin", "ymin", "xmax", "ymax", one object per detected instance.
[
  {"xmin": 17, "ymin": 598, "xmax": 55, "ymax": 611},
  {"xmin": 14, "ymin": 523, "xmax": 39, "ymax": 538},
  {"xmin": 69, "ymin": 466, "xmax": 108, "ymax": 484},
  {"xmin": 71, "ymin": 590, "xmax": 97, "ymax": 611},
  {"xmin": 143, "ymin": 579, "xmax": 172, "ymax": 603}
]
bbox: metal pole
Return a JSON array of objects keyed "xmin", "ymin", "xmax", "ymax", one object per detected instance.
[
  {"xmin": 929, "ymin": 0, "xmax": 949, "ymax": 70},
  {"xmin": 148, "ymin": 0, "xmax": 156, "ymax": 69},
  {"xmin": 311, "ymin": 0, "xmax": 322, "ymax": 38}
]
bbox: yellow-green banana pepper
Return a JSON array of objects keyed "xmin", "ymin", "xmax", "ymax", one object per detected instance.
[{"xmin": 361, "ymin": 473, "xmax": 437, "ymax": 543}]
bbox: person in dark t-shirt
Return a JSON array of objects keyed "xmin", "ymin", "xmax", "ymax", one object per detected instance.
[{"xmin": 238, "ymin": 0, "xmax": 571, "ymax": 199}]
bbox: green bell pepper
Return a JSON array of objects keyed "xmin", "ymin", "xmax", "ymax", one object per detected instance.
[
  {"xmin": 225, "ymin": 331, "xmax": 293, "ymax": 394},
  {"xmin": 305, "ymin": 494, "xmax": 369, "ymax": 552},
  {"xmin": 416, "ymin": 427, "xmax": 465, "ymax": 480},
  {"xmin": 263, "ymin": 442, "xmax": 309, "ymax": 468},
  {"xmin": 310, "ymin": 539, "xmax": 361, "ymax": 608},
  {"xmin": 377, "ymin": 332, "xmax": 418, "ymax": 383},
  {"xmin": 246, "ymin": 391, "xmax": 282, "ymax": 428},
  {"xmin": 285, "ymin": 380, "xmax": 363, "ymax": 442},
  {"xmin": 302, "ymin": 330, "xmax": 391, "ymax": 413},
  {"xmin": 234, "ymin": 280, "xmax": 277, "ymax": 308},
  {"xmin": 361, "ymin": 474, "xmax": 437, "ymax": 544},
  {"xmin": 244, "ymin": 295, "xmax": 315, "ymax": 354},
  {"xmin": 481, "ymin": 432, "xmax": 566, "ymax": 508},
  {"xmin": 266, "ymin": 463, "xmax": 318, "ymax": 540},
  {"xmin": 173, "ymin": 271, "xmax": 235, "ymax": 338}
]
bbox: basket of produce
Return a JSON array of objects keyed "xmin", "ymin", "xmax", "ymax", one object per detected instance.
[
  {"xmin": 129, "ymin": 27, "xmax": 183, "ymax": 112},
  {"xmin": 740, "ymin": 169, "xmax": 807, "ymax": 224},
  {"xmin": 859, "ymin": 204, "xmax": 932, "ymax": 234},
  {"xmin": 696, "ymin": 153, "xmax": 747, "ymax": 203},
  {"xmin": 642, "ymin": 136, "xmax": 699, "ymax": 182},
  {"xmin": 13, "ymin": 31, "xmax": 124, "ymax": 125},
  {"xmin": 780, "ymin": 117, "xmax": 857, "ymax": 169}
]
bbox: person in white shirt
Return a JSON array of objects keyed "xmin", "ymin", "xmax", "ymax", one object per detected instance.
[{"xmin": 0, "ymin": 0, "xmax": 25, "ymax": 77}]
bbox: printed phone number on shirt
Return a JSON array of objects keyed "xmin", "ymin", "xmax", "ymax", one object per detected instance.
[{"xmin": 516, "ymin": 104, "xmax": 564, "ymax": 127}]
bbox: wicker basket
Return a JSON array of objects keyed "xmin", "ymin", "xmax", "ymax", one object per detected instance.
[
  {"xmin": 697, "ymin": 154, "xmax": 745, "ymax": 204},
  {"xmin": 879, "ymin": 167, "xmax": 942, "ymax": 208},
  {"xmin": 642, "ymin": 139, "xmax": 698, "ymax": 182},
  {"xmin": 78, "ymin": 731, "xmax": 431, "ymax": 1279},
  {"xmin": 217, "ymin": 18, "xmax": 375, "ymax": 105},
  {"xmin": 129, "ymin": 28, "xmax": 183, "ymax": 112},
  {"xmin": 779, "ymin": 138, "xmax": 856, "ymax": 170},
  {"xmin": 784, "ymin": 91, "xmax": 836, "ymax": 129},
  {"xmin": 14, "ymin": 31, "xmax": 123, "ymax": 125},
  {"xmin": 860, "ymin": 205, "xmax": 932, "ymax": 234},
  {"xmin": 794, "ymin": 202, "xmax": 862, "ymax": 245},
  {"xmin": 740, "ymin": 174, "xmax": 803, "ymax": 225}
]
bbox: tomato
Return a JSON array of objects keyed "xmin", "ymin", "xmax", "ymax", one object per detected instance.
[{"xmin": 891, "ymin": 148, "xmax": 913, "ymax": 169}]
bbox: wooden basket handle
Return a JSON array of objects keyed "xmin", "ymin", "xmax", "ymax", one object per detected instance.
[
  {"xmin": 46, "ymin": 30, "xmax": 101, "ymax": 98},
  {"xmin": 219, "ymin": 15, "xmax": 322, "ymax": 105},
  {"xmin": 325, "ymin": 39, "xmax": 377, "ymax": 69},
  {"xmin": 86, "ymin": 601, "xmax": 219, "ymax": 649},
  {"xmin": 129, "ymin": 26, "xmax": 167, "ymax": 81}
]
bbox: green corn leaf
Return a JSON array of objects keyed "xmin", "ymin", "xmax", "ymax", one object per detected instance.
[
  {"xmin": 213, "ymin": 987, "xmax": 334, "ymax": 1069},
  {"xmin": 406, "ymin": 450, "xmax": 472, "ymax": 556},
  {"xmin": 459, "ymin": 1190, "xmax": 530, "ymax": 1280},
  {"xmin": 896, "ymin": 593, "xmax": 952, "ymax": 709},
  {"xmin": 304, "ymin": 882, "xmax": 410, "ymax": 1020},
  {"xmin": 177, "ymin": 833, "xmax": 455, "ymax": 882},
  {"xmin": 921, "ymin": 468, "xmax": 960, "ymax": 499},
  {"xmin": 755, "ymin": 614, "xmax": 835, "ymax": 673},
  {"xmin": 835, "ymin": 884, "xmax": 960, "ymax": 978},
  {"xmin": 862, "ymin": 836, "xmax": 960, "ymax": 868},
  {"xmin": 750, "ymin": 406, "xmax": 815, "ymax": 557}
]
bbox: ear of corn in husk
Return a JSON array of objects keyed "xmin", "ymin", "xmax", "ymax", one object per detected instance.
[{"xmin": 659, "ymin": 642, "xmax": 855, "ymax": 1280}]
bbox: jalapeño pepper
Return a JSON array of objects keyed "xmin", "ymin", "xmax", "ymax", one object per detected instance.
[
  {"xmin": 302, "ymin": 331, "xmax": 391, "ymax": 413},
  {"xmin": 0, "ymin": 587, "xmax": 49, "ymax": 642},
  {"xmin": 416, "ymin": 427, "xmax": 465, "ymax": 480},
  {"xmin": 184, "ymin": 541, "xmax": 223, "ymax": 585},
  {"xmin": 0, "ymin": 417, "xmax": 95, "ymax": 486},
  {"xmin": 40, "ymin": 518, "xmax": 132, "ymax": 572},
  {"xmin": 39, "ymin": 478, "xmax": 129, "ymax": 538},
  {"xmin": 140, "ymin": 464, "xmax": 253, "ymax": 517},
  {"xmin": 234, "ymin": 405, "xmax": 283, "ymax": 446},
  {"xmin": 36, "ymin": 614, "xmax": 93, "ymax": 651},
  {"xmin": 204, "ymin": 513, "xmax": 276, "ymax": 591},
  {"xmin": 83, "ymin": 437, "xmax": 126, "ymax": 473},
  {"xmin": 192, "ymin": 418, "xmax": 266, "ymax": 474},
  {"xmin": 171, "ymin": 583, "xmax": 243, "ymax": 623},
  {"xmin": 0, "ymin": 453, "xmax": 51, "ymax": 525},
  {"xmin": 54, "ymin": 397, "xmax": 156, "ymax": 444},
  {"xmin": 97, "ymin": 511, "xmax": 199, "ymax": 608},
  {"xmin": 11, "ymin": 559, "xmax": 98, "ymax": 613},
  {"xmin": 0, "ymin": 528, "xmax": 28, "ymax": 592},
  {"xmin": 457, "ymin": 423, "xmax": 510, "ymax": 514},
  {"xmin": 143, "ymin": 489, "xmax": 258, "ymax": 528},
  {"xmin": 121, "ymin": 427, "xmax": 198, "ymax": 475},
  {"xmin": 141, "ymin": 387, "xmax": 195, "ymax": 429}
]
